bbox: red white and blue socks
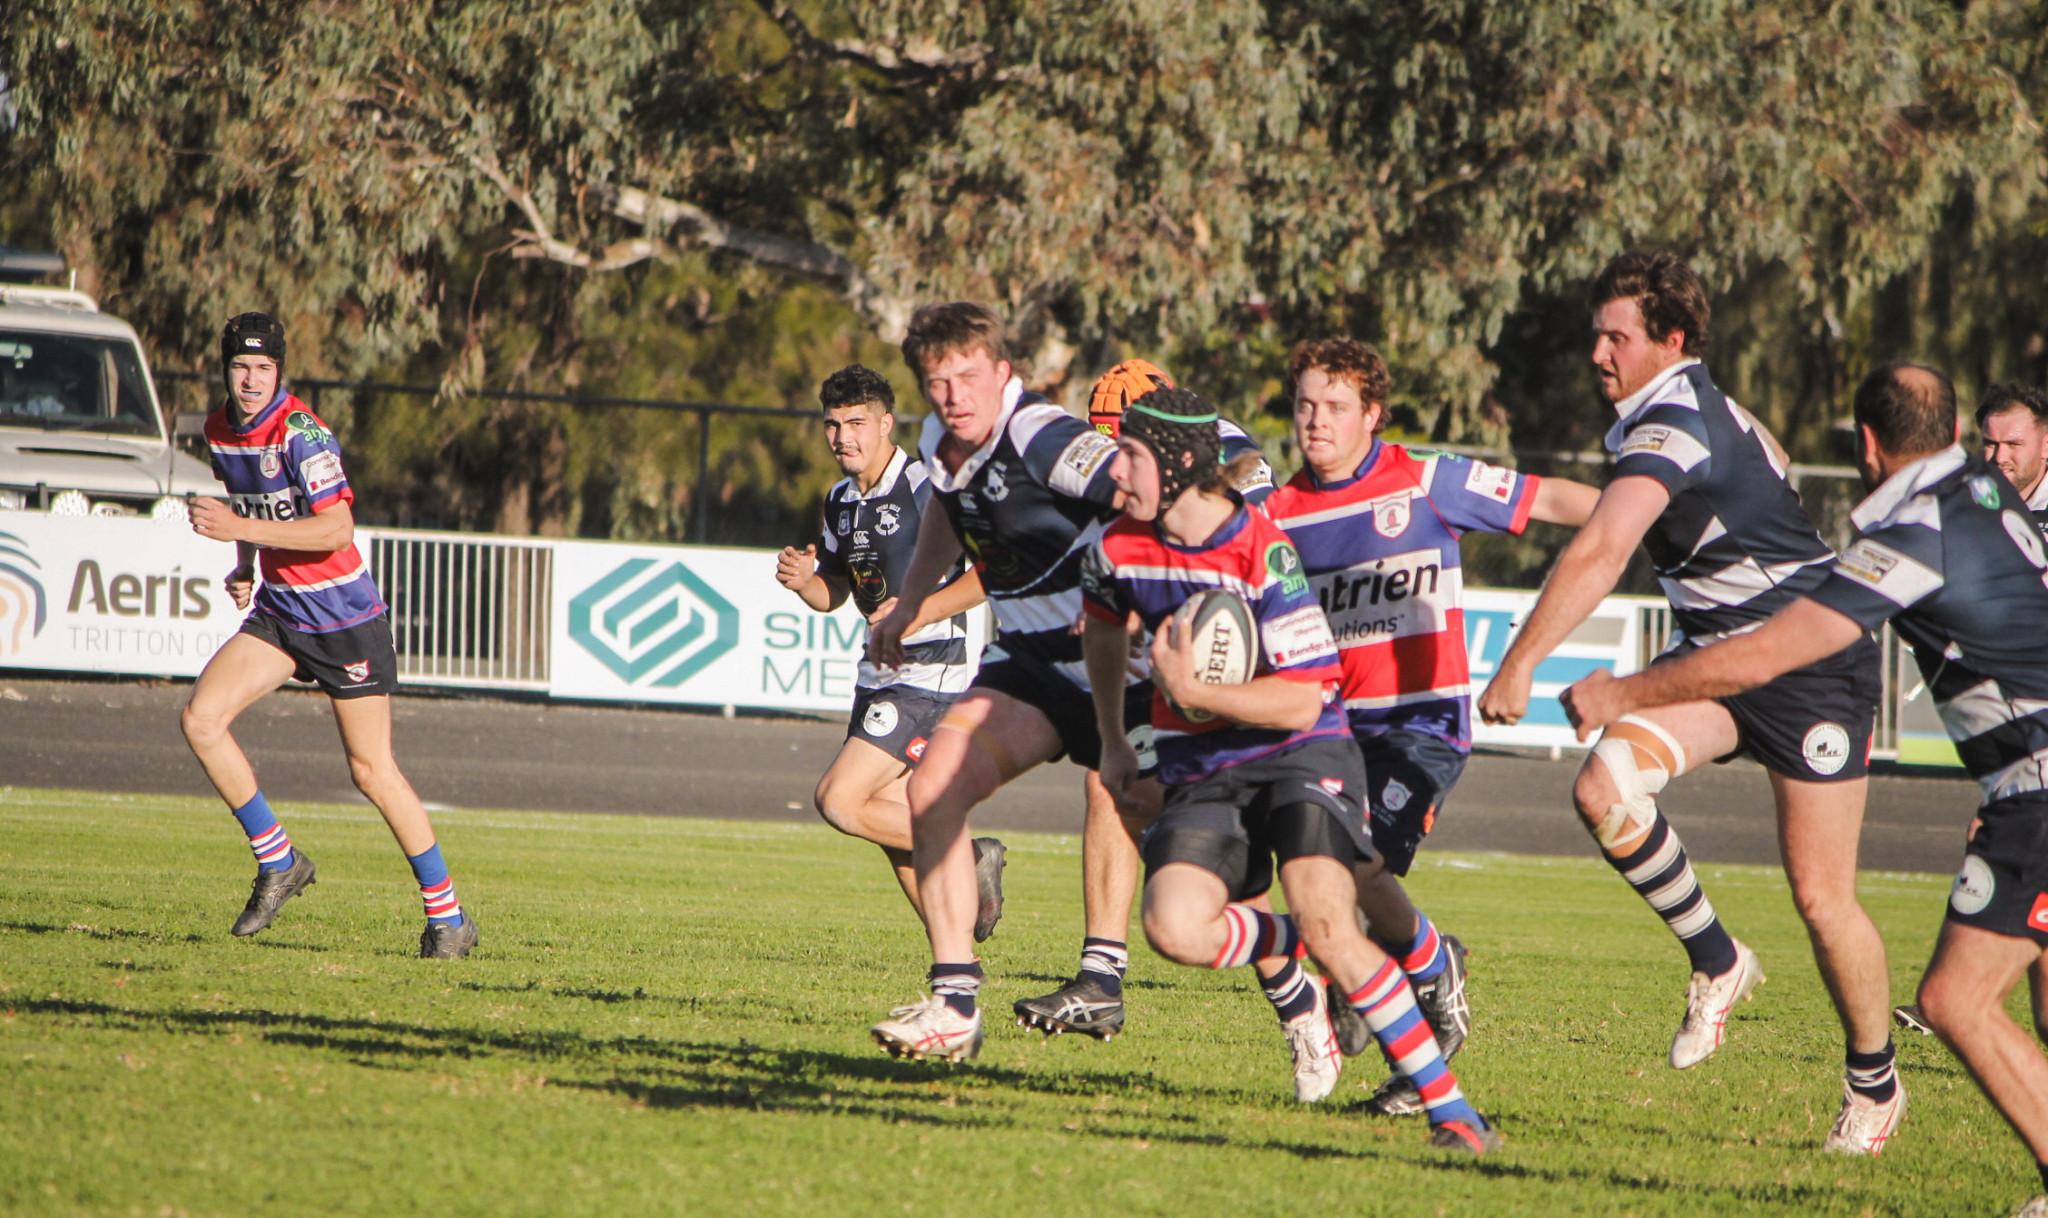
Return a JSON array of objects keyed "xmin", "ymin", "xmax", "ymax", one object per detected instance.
[
  {"xmin": 1212, "ymin": 904, "xmax": 1299, "ymax": 969},
  {"xmin": 231, "ymin": 791, "xmax": 294, "ymax": 873},
  {"xmin": 406, "ymin": 844, "xmax": 465, "ymax": 927},
  {"xmin": 1349, "ymin": 957, "xmax": 1484, "ymax": 1132},
  {"xmin": 1381, "ymin": 910, "xmax": 1450, "ymax": 984}
]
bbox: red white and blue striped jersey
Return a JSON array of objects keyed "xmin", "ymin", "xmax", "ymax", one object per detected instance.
[
  {"xmin": 205, "ymin": 390, "xmax": 386, "ymax": 634},
  {"xmin": 1263, "ymin": 440, "xmax": 1538, "ymax": 749},
  {"xmin": 1082, "ymin": 504, "xmax": 1345, "ymax": 785}
]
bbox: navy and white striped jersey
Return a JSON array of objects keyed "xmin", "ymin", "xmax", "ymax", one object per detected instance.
[
  {"xmin": 1806, "ymin": 447, "xmax": 2048, "ymax": 806},
  {"xmin": 1606, "ymin": 360, "xmax": 1836, "ymax": 639},
  {"xmin": 2023, "ymin": 476, "xmax": 2048, "ymax": 538},
  {"xmin": 920, "ymin": 378, "xmax": 1135, "ymax": 693},
  {"xmin": 817, "ymin": 447, "xmax": 973, "ymax": 695},
  {"xmin": 1218, "ymin": 418, "xmax": 1275, "ymax": 508}
]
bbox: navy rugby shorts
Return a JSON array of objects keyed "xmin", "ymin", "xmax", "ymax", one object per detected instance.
[
  {"xmin": 1356, "ymin": 727, "xmax": 1468, "ymax": 877},
  {"xmin": 238, "ymin": 610, "xmax": 398, "ymax": 700},
  {"xmin": 1141, "ymin": 736, "xmax": 1373, "ymax": 901},
  {"xmin": 1661, "ymin": 631, "xmax": 1880, "ymax": 783},
  {"xmin": 971, "ymin": 650, "xmax": 1156, "ymax": 775},
  {"xmin": 1947, "ymin": 794, "xmax": 2048, "ymax": 946},
  {"xmin": 846, "ymin": 683, "xmax": 958, "ymax": 767}
]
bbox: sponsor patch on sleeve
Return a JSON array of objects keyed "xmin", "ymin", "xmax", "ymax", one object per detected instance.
[
  {"xmin": 1262, "ymin": 604, "xmax": 1337, "ymax": 668},
  {"xmin": 1463, "ymin": 460, "xmax": 1517, "ymax": 504},
  {"xmin": 1617, "ymin": 422, "xmax": 1710, "ymax": 472},
  {"xmin": 1049, "ymin": 431, "xmax": 1117, "ymax": 496},
  {"xmin": 1833, "ymin": 537, "xmax": 1942, "ymax": 606},
  {"xmin": 301, "ymin": 449, "xmax": 345, "ymax": 495}
]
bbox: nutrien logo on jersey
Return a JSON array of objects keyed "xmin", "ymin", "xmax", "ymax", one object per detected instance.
[
  {"xmin": 568, "ymin": 558, "xmax": 739, "ymax": 687},
  {"xmin": 0, "ymin": 531, "xmax": 49, "ymax": 657}
]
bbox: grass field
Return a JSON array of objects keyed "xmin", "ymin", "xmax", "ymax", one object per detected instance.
[{"xmin": 0, "ymin": 786, "xmax": 2037, "ymax": 1217}]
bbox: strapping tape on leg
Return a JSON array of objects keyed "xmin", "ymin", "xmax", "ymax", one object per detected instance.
[
  {"xmin": 936, "ymin": 711, "xmax": 1022, "ymax": 784},
  {"xmin": 1588, "ymin": 714, "xmax": 1688, "ymax": 851}
]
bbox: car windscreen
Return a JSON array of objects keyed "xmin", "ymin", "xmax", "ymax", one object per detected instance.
[{"xmin": 0, "ymin": 330, "xmax": 159, "ymax": 436}]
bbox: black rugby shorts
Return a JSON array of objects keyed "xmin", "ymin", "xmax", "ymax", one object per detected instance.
[
  {"xmin": 971, "ymin": 650, "xmax": 1156, "ymax": 775},
  {"xmin": 1356, "ymin": 727, "xmax": 1468, "ymax": 877},
  {"xmin": 846, "ymin": 683, "xmax": 958, "ymax": 767},
  {"xmin": 1946, "ymin": 794, "xmax": 2048, "ymax": 946},
  {"xmin": 1141, "ymin": 736, "xmax": 1374, "ymax": 901},
  {"xmin": 238, "ymin": 610, "xmax": 398, "ymax": 700},
  {"xmin": 1661, "ymin": 631, "xmax": 1880, "ymax": 783}
]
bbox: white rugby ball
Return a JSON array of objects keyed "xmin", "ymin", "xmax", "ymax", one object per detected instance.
[{"xmin": 1166, "ymin": 588, "xmax": 1258, "ymax": 721}]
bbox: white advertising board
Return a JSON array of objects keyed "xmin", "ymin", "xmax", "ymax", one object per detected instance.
[
  {"xmin": 1464, "ymin": 588, "xmax": 1651, "ymax": 751},
  {"xmin": 0, "ymin": 513, "xmax": 248, "ymax": 678},
  {"xmin": 548, "ymin": 537, "xmax": 987, "ymax": 714}
]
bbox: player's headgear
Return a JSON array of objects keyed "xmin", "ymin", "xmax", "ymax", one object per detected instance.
[
  {"xmin": 221, "ymin": 312, "xmax": 286, "ymax": 380},
  {"xmin": 1121, "ymin": 386, "xmax": 1223, "ymax": 506},
  {"xmin": 1088, "ymin": 359, "xmax": 1175, "ymax": 437}
]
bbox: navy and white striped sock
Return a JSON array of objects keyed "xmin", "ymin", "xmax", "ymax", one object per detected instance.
[
  {"xmin": 1079, "ymin": 937, "xmax": 1128, "ymax": 997},
  {"xmin": 929, "ymin": 962, "xmax": 983, "ymax": 1018},
  {"xmin": 1846, "ymin": 1040, "xmax": 1898, "ymax": 1104},
  {"xmin": 1606, "ymin": 811, "xmax": 1738, "ymax": 978},
  {"xmin": 1256, "ymin": 957, "xmax": 1319, "ymax": 1023}
]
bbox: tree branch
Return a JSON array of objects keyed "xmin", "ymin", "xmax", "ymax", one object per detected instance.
[{"xmin": 757, "ymin": 1, "xmax": 986, "ymax": 79}]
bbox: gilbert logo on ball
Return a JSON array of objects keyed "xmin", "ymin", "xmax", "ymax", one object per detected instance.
[
  {"xmin": 568, "ymin": 558, "xmax": 739, "ymax": 687},
  {"xmin": 0, "ymin": 531, "xmax": 48, "ymax": 657}
]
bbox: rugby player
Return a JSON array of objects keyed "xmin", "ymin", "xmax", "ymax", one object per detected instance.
[
  {"xmin": 181, "ymin": 312, "xmax": 477, "ymax": 958},
  {"xmin": 1083, "ymin": 386, "xmax": 1497, "ymax": 1152},
  {"xmin": 1265, "ymin": 337, "xmax": 1601, "ymax": 1113},
  {"xmin": 865, "ymin": 303, "xmax": 1162, "ymax": 1059},
  {"xmin": 1477, "ymin": 251, "xmax": 1900, "ymax": 1153},
  {"xmin": 774, "ymin": 365, "xmax": 1003, "ymax": 928},
  {"xmin": 1979, "ymin": 382, "xmax": 2048, "ymax": 536},
  {"xmin": 1563, "ymin": 365, "xmax": 2048, "ymax": 1205}
]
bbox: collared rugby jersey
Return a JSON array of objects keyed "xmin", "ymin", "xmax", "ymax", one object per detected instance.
[
  {"xmin": 816, "ymin": 446, "xmax": 973, "ymax": 694},
  {"xmin": 1218, "ymin": 419, "xmax": 1275, "ymax": 508},
  {"xmin": 1264, "ymin": 440, "xmax": 1537, "ymax": 748},
  {"xmin": 1082, "ymin": 505, "xmax": 1345, "ymax": 785},
  {"xmin": 920, "ymin": 378, "xmax": 1136, "ymax": 692},
  {"xmin": 1807, "ymin": 446, "xmax": 2048, "ymax": 806},
  {"xmin": 1606, "ymin": 360, "xmax": 1835, "ymax": 640},
  {"xmin": 205, "ymin": 390, "xmax": 385, "ymax": 634}
]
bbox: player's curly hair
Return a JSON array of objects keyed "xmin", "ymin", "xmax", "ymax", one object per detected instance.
[
  {"xmin": 819, "ymin": 364, "xmax": 894, "ymax": 414},
  {"xmin": 901, "ymin": 302, "xmax": 1010, "ymax": 381},
  {"xmin": 1589, "ymin": 250, "xmax": 1711, "ymax": 356},
  {"xmin": 1855, "ymin": 364, "xmax": 1956, "ymax": 457},
  {"xmin": 1289, "ymin": 338, "xmax": 1394, "ymax": 433},
  {"xmin": 1974, "ymin": 381, "xmax": 2048, "ymax": 431}
]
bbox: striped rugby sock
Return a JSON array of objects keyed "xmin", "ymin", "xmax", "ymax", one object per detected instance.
[
  {"xmin": 1390, "ymin": 910, "xmax": 1448, "ymax": 984},
  {"xmin": 1079, "ymin": 937, "xmax": 1128, "ymax": 997},
  {"xmin": 230, "ymin": 791, "xmax": 294, "ymax": 874},
  {"xmin": 406, "ymin": 844, "xmax": 464, "ymax": 927},
  {"xmin": 1255, "ymin": 957, "xmax": 1320, "ymax": 1023},
  {"xmin": 1606, "ymin": 811, "xmax": 1738, "ymax": 978},
  {"xmin": 1846, "ymin": 1040, "xmax": 1898, "ymax": 1104},
  {"xmin": 930, "ymin": 961, "xmax": 983, "ymax": 1017},
  {"xmin": 1349, "ymin": 957, "xmax": 1483, "ymax": 1130},
  {"xmin": 1211, "ymin": 905, "xmax": 1298, "ymax": 970}
]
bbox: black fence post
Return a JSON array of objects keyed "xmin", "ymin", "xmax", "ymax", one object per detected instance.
[{"xmin": 695, "ymin": 405, "xmax": 711, "ymax": 544}]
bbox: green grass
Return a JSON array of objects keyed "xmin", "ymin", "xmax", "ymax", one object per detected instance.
[{"xmin": 0, "ymin": 787, "xmax": 2036, "ymax": 1217}]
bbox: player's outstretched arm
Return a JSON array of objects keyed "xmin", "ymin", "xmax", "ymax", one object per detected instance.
[
  {"xmin": 775, "ymin": 544, "xmax": 847, "ymax": 612},
  {"xmin": 1477, "ymin": 476, "xmax": 1668, "ymax": 725},
  {"xmin": 868, "ymin": 495, "xmax": 964, "ymax": 667},
  {"xmin": 1150, "ymin": 618, "xmax": 1322, "ymax": 732},
  {"xmin": 1563, "ymin": 597, "xmax": 1863, "ymax": 739},
  {"xmin": 191, "ymin": 496, "xmax": 354, "ymax": 553},
  {"xmin": 1528, "ymin": 477, "xmax": 1603, "ymax": 528}
]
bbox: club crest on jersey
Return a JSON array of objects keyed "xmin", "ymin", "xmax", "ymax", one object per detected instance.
[
  {"xmin": 1372, "ymin": 493, "xmax": 1412, "ymax": 538},
  {"xmin": 343, "ymin": 659, "xmax": 371, "ymax": 684},
  {"xmin": 284, "ymin": 410, "xmax": 331, "ymax": 446},
  {"xmin": 875, "ymin": 503, "xmax": 902, "ymax": 535},
  {"xmin": 1970, "ymin": 475, "xmax": 2002, "ymax": 510},
  {"xmin": 1264, "ymin": 541, "xmax": 1309, "ymax": 595},
  {"xmin": 259, "ymin": 451, "xmax": 282, "ymax": 479},
  {"xmin": 983, "ymin": 464, "xmax": 1011, "ymax": 501},
  {"xmin": 838, "ymin": 511, "xmax": 853, "ymax": 535}
]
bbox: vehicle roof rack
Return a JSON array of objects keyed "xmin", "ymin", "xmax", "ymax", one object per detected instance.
[{"xmin": 0, "ymin": 285, "xmax": 99, "ymax": 312}]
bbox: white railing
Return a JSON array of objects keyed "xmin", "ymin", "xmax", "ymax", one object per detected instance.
[{"xmin": 361, "ymin": 528, "xmax": 551, "ymax": 690}]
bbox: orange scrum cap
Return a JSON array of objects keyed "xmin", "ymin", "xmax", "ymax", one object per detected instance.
[{"xmin": 1088, "ymin": 359, "xmax": 1174, "ymax": 437}]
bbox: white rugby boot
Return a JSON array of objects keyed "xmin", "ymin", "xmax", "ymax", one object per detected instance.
[
  {"xmin": 1822, "ymin": 1077, "xmax": 1906, "ymax": 1156},
  {"xmin": 1670, "ymin": 939, "xmax": 1763, "ymax": 1069},
  {"xmin": 871, "ymin": 995, "xmax": 984, "ymax": 1062},
  {"xmin": 1281, "ymin": 975, "xmax": 1343, "ymax": 1103}
]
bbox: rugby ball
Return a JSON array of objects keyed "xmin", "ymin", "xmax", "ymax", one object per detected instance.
[{"xmin": 1166, "ymin": 589, "xmax": 1258, "ymax": 722}]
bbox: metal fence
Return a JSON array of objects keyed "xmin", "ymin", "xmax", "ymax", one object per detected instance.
[{"xmin": 363, "ymin": 528, "xmax": 552, "ymax": 690}]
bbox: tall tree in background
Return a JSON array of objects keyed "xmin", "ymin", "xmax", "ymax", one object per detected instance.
[{"xmin": 3, "ymin": 0, "xmax": 2044, "ymax": 543}]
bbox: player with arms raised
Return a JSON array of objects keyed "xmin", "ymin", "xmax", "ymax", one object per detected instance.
[
  {"xmin": 865, "ymin": 303, "xmax": 1161, "ymax": 1058},
  {"xmin": 1477, "ymin": 252, "xmax": 1897, "ymax": 1153},
  {"xmin": 1083, "ymin": 386, "xmax": 1497, "ymax": 1153},
  {"xmin": 775, "ymin": 365, "xmax": 1002, "ymax": 928},
  {"xmin": 1565, "ymin": 365, "xmax": 2048, "ymax": 1206},
  {"xmin": 1264, "ymin": 337, "xmax": 1600, "ymax": 1113},
  {"xmin": 181, "ymin": 312, "xmax": 477, "ymax": 958}
]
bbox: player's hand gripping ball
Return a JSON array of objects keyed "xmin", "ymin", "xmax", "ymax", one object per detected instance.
[{"xmin": 1162, "ymin": 588, "xmax": 1258, "ymax": 723}]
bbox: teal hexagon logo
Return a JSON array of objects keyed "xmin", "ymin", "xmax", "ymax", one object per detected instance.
[{"xmin": 567, "ymin": 558, "xmax": 738, "ymax": 687}]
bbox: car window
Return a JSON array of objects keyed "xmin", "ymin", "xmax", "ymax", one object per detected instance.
[{"xmin": 0, "ymin": 330, "xmax": 158, "ymax": 436}]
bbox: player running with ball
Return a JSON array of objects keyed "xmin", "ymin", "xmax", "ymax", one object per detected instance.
[
  {"xmin": 181, "ymin": 312, "xmax": 477, "ymax": 958},
  {"xmin": 1082, "ymin": 386, "xmax": 1497, "ymax": 1152}
]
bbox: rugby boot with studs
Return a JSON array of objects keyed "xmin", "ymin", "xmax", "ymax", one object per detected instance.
[
  {"xmin": 1430, "ymin": 1114, "xmax": 1502, "ymax": 1155},
  {"xmin": 1014, "ymin": 973, "xmax": 1125, "ymax": 1039},
  {"xmin": 1822, "ymin": 1077, "xmax": 1906, "ymax": 1156},
  {"xmin": 872, "ymin": 995, "xmax": 984, "ymax": 1062},
  {"xmin": 419, "ymin": 913, "xmax": 479, "ymax": 960},
  {"xmin": 1281, "ymin": 975, "xmax": 1343, "ymax": 1103},
  {"xmin": 971, "ymin": 837, "xmax": 1007, "ymax": 943},
  {"xmin": 230, "ymin": 850, "xmax": 317, "ymax": 936},
  {"xmin": 1671, "ymin": 938, "xmax": 1763, "ymax": 1069}
]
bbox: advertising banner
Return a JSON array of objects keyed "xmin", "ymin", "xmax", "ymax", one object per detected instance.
[
  {"xmin": 0, "ymin": 513, "xmax": 247, "ymax": 678},
  {"xmin": 1464, "ymin": 588, "xmax": 1650, "ymax": 751},
  {"xmin": 548, "ymin": 537, "xmax": 987, "ymax": 714}
]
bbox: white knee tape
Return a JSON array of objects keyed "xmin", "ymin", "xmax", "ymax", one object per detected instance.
[{"xmin": 1590, "ymin": 717, "xmax": 1683, "ymax": 851}]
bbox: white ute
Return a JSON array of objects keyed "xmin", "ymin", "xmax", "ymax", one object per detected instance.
[{"xmin": 0, "ymin": 285, "xmax": 216, "ymax": 517}]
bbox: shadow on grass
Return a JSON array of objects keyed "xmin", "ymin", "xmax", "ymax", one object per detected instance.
[{"xmin": 0, "ymin": 919, "xmax": 199, "ymax": 944}]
